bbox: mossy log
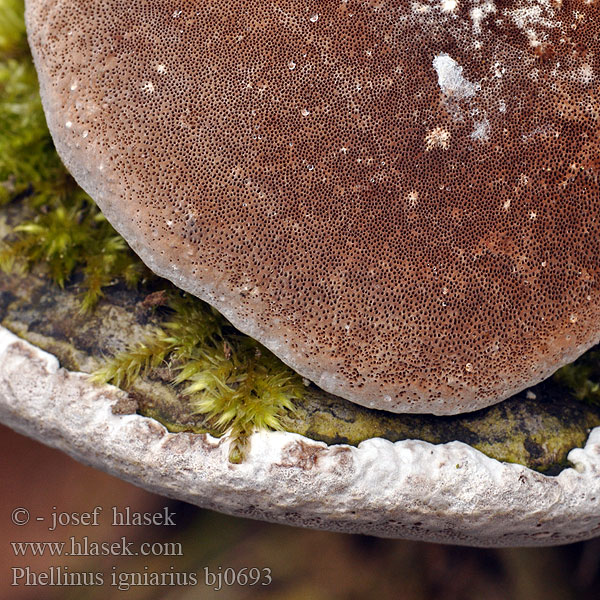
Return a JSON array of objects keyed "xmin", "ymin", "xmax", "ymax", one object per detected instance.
[{"xmin": 2, "ymin": 204, "xmax": 599, "ymax": 475}]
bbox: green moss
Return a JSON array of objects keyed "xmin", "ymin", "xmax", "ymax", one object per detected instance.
[
  {"xmin": 0, "ymin": 56, "xmax": 59, "ymax": 206},
  {"xmin": 0, "ymin": 1, "xmax": 27, "ymax": 58},
  {"xmin": 92, "ymin": 292, "xmax": 304, "ymax": 462},
  {"xmin": 1, "ymin": 189, "xmax": 150, "ymax": 310}
]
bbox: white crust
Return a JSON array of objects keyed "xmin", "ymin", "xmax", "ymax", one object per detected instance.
[{"xmin": 1, "ymin": 325, "xmax": 599, "ymax": 546}]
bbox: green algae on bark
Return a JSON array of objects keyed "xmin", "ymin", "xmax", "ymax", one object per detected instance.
[{"xmin": 554, "ymin": 351, "xmax": 600, "ymax": 408}]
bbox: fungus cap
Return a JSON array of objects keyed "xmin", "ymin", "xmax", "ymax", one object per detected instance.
[{"xmin": 25, "ymin": 0, "xmax": 600, "ymax": 414}]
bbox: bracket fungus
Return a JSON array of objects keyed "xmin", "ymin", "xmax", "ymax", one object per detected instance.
[{"xmin": 25, "ymin": 0, "xmax": 600, "ymax": 414}]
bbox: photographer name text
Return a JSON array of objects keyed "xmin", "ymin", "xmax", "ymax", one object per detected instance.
[{"xmin": 12, "ymin": 506, "xmax": 176, "ymax": 530}]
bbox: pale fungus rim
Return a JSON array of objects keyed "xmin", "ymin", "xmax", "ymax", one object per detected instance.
[{"xmin": 1, "ymin": 325, "xmax": 599, "ymax": 546}]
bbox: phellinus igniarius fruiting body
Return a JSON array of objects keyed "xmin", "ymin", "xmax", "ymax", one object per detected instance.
[{"xmin": 26, "ymin": 0, "xmax": 600, "ymax": 414}]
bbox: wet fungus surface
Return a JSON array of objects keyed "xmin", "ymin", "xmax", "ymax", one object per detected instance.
[{"xmin": 25, "ymin": 0, "xmax": 600, "ymax": 414}]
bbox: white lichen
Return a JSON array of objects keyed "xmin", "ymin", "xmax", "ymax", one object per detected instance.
[
  {"xmin": 471, "ymin": 117, "xmax": 490, "ymax": 141},
  {"xmin": 441, "ymin": 0, "xmax": 458, "ymax": 12},
  {"xmin": 470, "ymin": 1, "xmax": 497, "ymax": 33}
]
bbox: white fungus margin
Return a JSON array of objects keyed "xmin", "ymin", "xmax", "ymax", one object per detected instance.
[{"xmin": 1, "ymin": 325, "xmax": 599, "ymax": 546}]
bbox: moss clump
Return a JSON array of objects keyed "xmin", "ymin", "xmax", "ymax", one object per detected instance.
[
  {"xmin": 0, "ymin": 188, "xmax": 150, "ymax": 311},
  {"xmin": 91, "ymin": 292, "xmax": 304, "ymax": 462}
]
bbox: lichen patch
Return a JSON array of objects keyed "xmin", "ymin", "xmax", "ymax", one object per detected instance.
[
  {"xmin": 470, "ymin": 1, "xmax": 497, "ymax": 33},
  {"xmin": 441, "ymin": 0, "xmax": 459, "ymax": 12}
]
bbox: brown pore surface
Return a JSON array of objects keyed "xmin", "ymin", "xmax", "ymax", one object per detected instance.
[{"xmin": 26, "ymin": 0, "xmax": 600, "ymax": 414}]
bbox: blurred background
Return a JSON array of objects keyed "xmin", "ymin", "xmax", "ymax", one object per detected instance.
[{"xmin": 2, "ymin": 423, "xmax": 598, "ymax": 600}]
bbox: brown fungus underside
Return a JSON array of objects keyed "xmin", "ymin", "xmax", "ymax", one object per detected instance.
[{"xmin": 25, "ymin": 0, "xmax": 600, "ymax": 414}]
